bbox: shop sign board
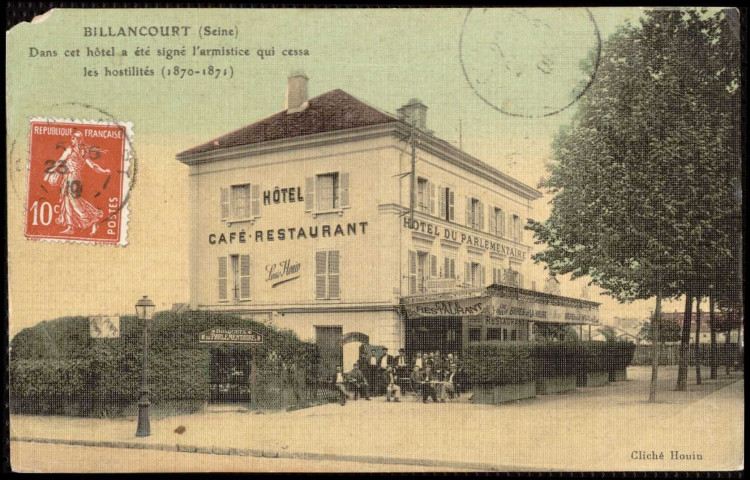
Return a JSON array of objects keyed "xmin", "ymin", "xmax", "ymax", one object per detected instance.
[
  {"xmin": 90, "ymin": 316, "xmax": 120, "ymax": 338},
  {"xmin": 404, "ymin": 296, "xmax": 492, "ymax": 319},
  {"xmin": 491, "ymin": 297, "xmax": 600, "ymax": 325},
  {"xmin": 199, "ymin": 328, "xmax": 264, "ymax": 344}
]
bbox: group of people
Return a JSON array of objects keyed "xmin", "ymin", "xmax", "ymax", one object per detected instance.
[{"xmin": 332, "ymin": 348, "xmax": 465, "ymax": 405}]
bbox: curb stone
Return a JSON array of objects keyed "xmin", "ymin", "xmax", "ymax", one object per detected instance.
[{"xmin": 11, "ymin": 436, "xmax": 504, "ymax": 471}]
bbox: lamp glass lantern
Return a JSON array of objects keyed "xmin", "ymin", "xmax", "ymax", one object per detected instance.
[{"xmin": 136, "ymin": 296, "xmax": 155, "ymax": 320}]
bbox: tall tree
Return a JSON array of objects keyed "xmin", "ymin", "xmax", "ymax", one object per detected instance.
[{"xmin": 529, "ymin": 8, "xmax": 741, "ymax": 400}]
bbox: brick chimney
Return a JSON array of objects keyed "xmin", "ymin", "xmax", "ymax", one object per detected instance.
[
  {"xmin": 397, "ymin": 98, "xmax": 428, "ymax": 130},
  {"xmin": 285, "ymin": 71, "xmax": 309, "ymax": 113}
]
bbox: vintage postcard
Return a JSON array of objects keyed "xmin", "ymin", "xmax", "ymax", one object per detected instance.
[{"xmin": 6, "ymin": 7, "xmax": 744, "ymax": 473}]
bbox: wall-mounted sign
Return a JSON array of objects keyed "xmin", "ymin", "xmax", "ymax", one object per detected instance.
[
  {"xmin": 403, "ymin": 217, "xmax": 527, "ymax": 260},
  {"xmin": 263, "ymin": 186, "xmax": 304, "ymax": 205},
  {"xmin": 491, "ymin": 297, "xmax": 600, "ymax": 325},
  {"xmin": 199, "ymin": 327, "xmax": 264, "ymax": 344},
  {"xmin": 90, "ymin": 316, "xmax": 120, "ymax": 338},
  {"xmin": 208, "ymin": 221, "xmax": 369, "ymax": 244},
  {"xmin": 404, "ymin": 296, "xmax": 491, "ymax": 319},
  {"xmin": 266, "ymin": 259, "xmax": 301, "ymax": 287}
]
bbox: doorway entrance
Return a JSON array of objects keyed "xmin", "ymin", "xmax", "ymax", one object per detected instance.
[
  {"xmin": 209, "ymin": 350, "xmax": 252, "ymax": 403},
  {"xmin": 405, "ymin": 317, "xmax": 463, "ymax": 356}
]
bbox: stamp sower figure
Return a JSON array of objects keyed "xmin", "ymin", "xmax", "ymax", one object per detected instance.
[
  {"xmin": 45, "ymin": 130, "xmax": 110, "ymax": 235},
  {"xmin": 348, "ymin": 362, "xmax": 370, "ymax": 401},
  {"xmin": 332, "ymin": 365, "xmax": 351, "ymax": 406},
  {"xmin": 384, "ymin": 366, "xmax": 401, "ymax": 402}
]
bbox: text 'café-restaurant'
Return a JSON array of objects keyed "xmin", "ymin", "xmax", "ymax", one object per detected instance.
[{"xmin": 176, "ymin": 73, "xmax": 600, "ymax": 370}]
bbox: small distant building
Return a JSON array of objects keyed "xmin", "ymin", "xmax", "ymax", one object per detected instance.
[{"xmin": 660, "ymin": 311, "xmax": 743, "ymax": 344}]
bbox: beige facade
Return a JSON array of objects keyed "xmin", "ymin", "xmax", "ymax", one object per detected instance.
[{"xmin": 177, "ymin": 76, "xmax": 543, "ymax": 353}]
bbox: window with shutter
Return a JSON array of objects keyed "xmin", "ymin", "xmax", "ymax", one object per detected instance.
[
  {"xmin": 408, "ymin": 250, "xmax": 417, "ymax": 294},
  {"xmin": 498, "ymin": 210, "xmax": 506, "ymax": 237},
  {"xmin": 315, "ymin": 250, "xmax": 341, "ymax": 299},
  {"xmin": 480, "ymin": 265, "xmax": 486, "ymax": 286},
  {"xmin": 489, "ymin": 206, "xmax": 497, "ymax": 235},
  {"xmin": 315, "ymin": 251, "xmax": 327, "ymax": 299},
  {"xmin": 305, "ymin": 177, "xmax": 315, "ymax": 212},
  {"xmin": 328, "ymin": 250, "xmax": 340, "ymax": 299},
  {"xmin": 438, "ymin": 187, "xmax": 446, "ymax": 219},
  {"xmin": 220, "ymin": 188, "xmax": 229, "ymax": 221},
  {"xmin": 339, "ymin": 172, "xmax": 350, "ymax": 208},
  {"xmin": 429, "ymin": 183, "xmax": 436, "ymax": 214},
  {"xmin": 218, "ymin": 256, "xmax": 228, "ymax": 300},
  {"xmin": 231, "ymin": 184, "xmax": 252, "ymax": 220},
  {"xmin": 240, "ymin": 255, "xmax": 251, "ymax": 300},
  {"xmin": 448, "ymin": 190, "xmax": 455, "ymax": 221},
  {"xmin": 464, "ymin": 262, "xmax": 471, "ymax": 287},
  {"xmin": 251, "ymin": 185, "xmax": 260, "ymax": 218},
  {"xmin": 479, "ymin": 202, "xmax": 485, "ymax": 231},
  {"xmin": 466, "ymin": 197, "xmax": 472, "ymax": 227},
  {"xmin": 430, "ymin": 255, "xmax": 437, "ymax": 277}
]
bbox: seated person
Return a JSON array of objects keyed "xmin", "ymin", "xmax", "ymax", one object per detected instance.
[
  {"xmin": 347, "ymin": 362, "xmax": 371, "ymax": 400},
  {"xmin": 440, "ymin": 366, "xmax": 458, "ymax": 400},
  {"xmin": 420, "ymin": 366, "xmax": 440, "ymax": 403},
  {"xmin": 384, "ymin": 366, "xmax": 402, "ymax": 402},
  {"xmin": 332, "ymin": 365, "xmax": 352, "ymax": 406},
  {"xmin": 409, "ymin": 365, "xmax": 422, "ymax": 394}
]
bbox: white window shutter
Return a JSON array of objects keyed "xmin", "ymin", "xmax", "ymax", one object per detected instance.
[
  {"xmin": 339, "ymin": 172, "xmax": 350, "ymax": 208},
  {"xmin": 218, "ymin": 256, "xmax": 228, "ymax": 300},
  {"xmin": 466, "ymin": 197, "xmax": 472, "ymax": 227},
  {"xmin": 409, "ymin": 250, "xmax": 417, "ymax": 294},
  {"xmin": 251, "ymin": 184, "xmax": 260, "ymax": 217},
  {"xmin": 479, "ymin": 202, "xmax": 485, "ymax": 231},
  {"xmin": 480, "ymin": 265, "xmax": 486, "ymax": 287},
  {"xmin": 464, "ymin": 262, "xmax": 471, "ymax": 287},
  {"xmin": 305, "ymin": 177, "xmax": 315, "ymax": 212},
  {"xmin": 240, "ymin": 255, "xmax": 251, "ymax": 299},
  {"xmin": 220, "ymin": 188, "xmax": 229, "ymax": 221},
  {"xmin": 448, "ymin": 190, "xmax": 455, "ymax": 221},
  {"xmin": 429, "ymin": 182, "xmax": 436, "ymax": 214},
  {"xmin": 328, "ymin": 250, "xmax": 340, "ymax": 299},
  {"xmin": 499, "ymin": 209, "xmax": 505, "ymax": 237},
  {"xmin": 489, "ymin": 207, "xmax": 496, "ymax": 235},
  {"xmin": 438, "ymin": 187, "xmax": 446, "ymax": 219},
  {"xmin": 315, "ymin": 251, "xmax": 327, "ymax": 299}
]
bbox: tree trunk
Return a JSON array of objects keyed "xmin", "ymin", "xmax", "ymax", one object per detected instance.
[
  {"xmin": 676, "ymin": 292, "xmax": 692, "ymax": 391},
  {"xmin": 694, "ymin": 295, "xmax": 702, "ymax": 385},
  {"xmin": 709, "ymin": 294, "xmax": 717, "ymax": 379},
  {"xmin": 725, "ymin": 310, "xmax": 732, "ymax": 375},
  {"xmin": 649, "ymin": 287, "xmax": 663, "ymax": 403}
]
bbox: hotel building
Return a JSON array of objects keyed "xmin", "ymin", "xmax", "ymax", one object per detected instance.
[{"xmin": 176, "ymin": 73, "xmax": 600, "ymax": 371}]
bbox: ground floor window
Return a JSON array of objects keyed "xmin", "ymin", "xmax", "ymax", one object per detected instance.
[
  {"xmin": 406, "ymin": 317, "xmax": 463, "ymax": 355},
  {"xmin": 468, "ymin": 327, "xmax": 482, "ymax": 343}
]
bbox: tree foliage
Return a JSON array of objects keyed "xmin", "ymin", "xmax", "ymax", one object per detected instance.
[{"xmin": 529, "ymin": 8, "xmax": 740, "ymax": 304}]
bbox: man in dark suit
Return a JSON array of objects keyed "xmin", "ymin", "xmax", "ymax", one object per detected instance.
[
  {"xmin": 367, "ymin": 347, "xmax": 379, "ymax": 396},
  {"xmin": 420, "ymin": 366, "xmax": 439, "ymax": 403},
  {"xmin": 393, "ymin": 348, "xmax": 409, "ymax": 391},
  {"xmin": 377, "ymin": 347, "xmax": 393, "ymax": 395},
  {"xmin": 348, "ymin": 362, "xmax": 371, "ymax": 400}
]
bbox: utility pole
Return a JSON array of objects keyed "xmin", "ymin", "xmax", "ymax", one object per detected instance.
[{"xmin": 409, "ymin": 121, "xmax": 417, "ymax": 228}]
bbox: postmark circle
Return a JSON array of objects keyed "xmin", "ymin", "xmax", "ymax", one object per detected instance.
[{"xmin": 459, "ymin": 8, "xmax": 601, "ymax": 118}]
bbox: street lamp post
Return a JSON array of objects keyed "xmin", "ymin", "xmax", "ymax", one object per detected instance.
[{"xmin": 135, "ymin": 295, "xmax": 155, "ymax": 437}]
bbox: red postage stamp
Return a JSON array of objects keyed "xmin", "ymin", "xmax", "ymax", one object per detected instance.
[{"xmin": 24, "ymin": 118, "xmax": 132, "ymax": 245}]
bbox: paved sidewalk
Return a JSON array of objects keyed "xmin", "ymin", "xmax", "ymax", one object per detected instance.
[{"xmin": 10, "ymin": 367, "xmax": 744, "ymax": 471}]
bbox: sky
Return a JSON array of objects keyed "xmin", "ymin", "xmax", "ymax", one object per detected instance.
[{"xmin": 7, "ymin": 7, "xmax": 706, "ymax": 337}]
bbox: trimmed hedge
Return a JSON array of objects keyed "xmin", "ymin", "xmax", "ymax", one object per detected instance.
[
  {"xmin": 10, "ymin": 311, "xmax": 325, "ymax": 417},
  {"xmin": 464, "ymin": 342, "xmax": 534, "ymax": 387},
  {"xmin": 464, "ymin": 341, "xmax": 636, "ymax": 388}
]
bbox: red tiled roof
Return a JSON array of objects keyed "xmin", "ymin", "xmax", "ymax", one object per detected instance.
[{"xmin": 178, "ymin": 89, "xmax": 398, "ymax": 157}]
